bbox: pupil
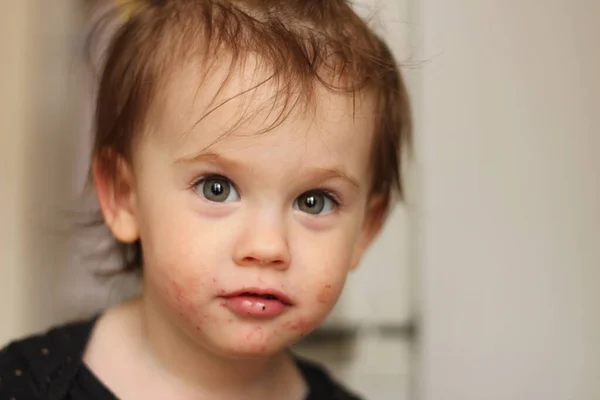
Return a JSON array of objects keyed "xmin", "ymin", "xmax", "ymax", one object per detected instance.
[
  {"xmin": 305, "ymin": 196, "xmax": 316, "ymax": 208},
  {"xmin": 202, "ymin": 177, "xmax": 231, "ymax": 202},
  {"xmin": 211, "ymin": 182, "xmax": 223, "ymax": 195}
]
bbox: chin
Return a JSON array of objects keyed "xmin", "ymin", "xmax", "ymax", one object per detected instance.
[
  {"xmin": 193, "ymin": 327, "xmax": 290, "ymax": 359},
  {"xmin": 209, "ymin": 339, "xmax": 286, "ymax": 359}
]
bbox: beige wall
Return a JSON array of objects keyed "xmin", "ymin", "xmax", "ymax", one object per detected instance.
[
  {"xmin": 0, "ymin": 0, "xmax": 83, "ymax": 344},
  {"xmin": 416, "ymin": 1, "xmax": 600, "ymax": 399},
  {"xmin": 0, "ymin": 1, "xmax": 37, "ymax": 344}
]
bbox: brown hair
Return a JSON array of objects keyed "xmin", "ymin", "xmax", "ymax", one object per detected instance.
[{"xmin": 90, "ymin": 0, "xmax": 411, "ymax": 273}]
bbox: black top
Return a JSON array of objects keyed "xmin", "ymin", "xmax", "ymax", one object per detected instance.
[{"xmin": 0, "ymin": 317, "xmax": 361, "ymax": 400}]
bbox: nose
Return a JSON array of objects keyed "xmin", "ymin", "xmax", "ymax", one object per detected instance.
[{"xmin": 232, "ymin": 211, "xmax": 291, "ymax": 270}]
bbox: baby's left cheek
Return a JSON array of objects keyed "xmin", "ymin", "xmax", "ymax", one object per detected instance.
[
  {"xmin": 314, "ymin": 281, "xmax": 344, "ymax": 309},
  {"xmin": 316, "ymin": 284, "xmax": 336, "ymax": 305}
]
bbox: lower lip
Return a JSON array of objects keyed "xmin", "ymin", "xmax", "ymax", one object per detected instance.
[{"xmin": 222, "ymin": 296, "xmax": 288, "ymax": 318}]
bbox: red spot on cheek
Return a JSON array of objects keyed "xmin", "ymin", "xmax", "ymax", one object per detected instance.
[
  {"xmin": 170, "ymin": 277, "xmax": 202, "ymax": 316},
  {"xmin": 284, "ymin": 318, "xmax": 307, "ymax": 331},
  {"xmin": 317, "ymin": 284, "xmax": 333, "ymax": 304},
  {"xmin": 212, "ymin": 278, "xmax": 217, "ymax": 283},
  {"xmin": 228, "ymin": 318, "xmax": 233, "ymax": 323},
  {"xmin": 172, "ymin": 281, "xmax": 185, "ymax": 303}
]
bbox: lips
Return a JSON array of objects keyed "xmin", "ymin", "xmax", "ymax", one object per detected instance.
[
  {"xmin": 220, "ymin": 287, "xmax": 293, "ymax": 318},
  {"xmin": 221, "ymin": 288, "xmax": 293, "ymax": 305}
]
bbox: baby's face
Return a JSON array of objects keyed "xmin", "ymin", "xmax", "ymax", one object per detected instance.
[{"xmin": 124, "ymin": 63, "xmax": 382, "ymax": 357}]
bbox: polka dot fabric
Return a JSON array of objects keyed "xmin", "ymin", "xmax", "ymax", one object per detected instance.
[{"xmin": 0, "ymin": 319, "xmax": 96, "ymax": 400}]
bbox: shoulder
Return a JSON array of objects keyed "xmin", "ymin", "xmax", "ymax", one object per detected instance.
[
  {"xmin": 295, "ymin": 356, "xmax": 363, "ymax": 400},
  {"xmin": 0, "ymin": 317, "xmax": 97, "ymax": 399}
]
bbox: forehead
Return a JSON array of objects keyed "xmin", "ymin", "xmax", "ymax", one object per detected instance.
[{"xmin": 145, "ymin": 58, "xmax": 376, "ymax": 174}]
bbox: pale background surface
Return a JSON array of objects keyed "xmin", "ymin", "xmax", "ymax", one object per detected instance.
[
  {"xmin": 415, "ymin": 1, "xmax": 600, "ymax": 399},
  {"xmin": 2, "ymin": 1, "xmax": 599, "ymax": 399}
]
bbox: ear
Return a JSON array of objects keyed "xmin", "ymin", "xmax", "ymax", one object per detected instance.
[
  {"xmin": 350, "ymin": 194, "xmax": 387, "ymax": 270},
  {"xmin": 92, "ymin": 154, "xmax": 140, "ymax": 243}
]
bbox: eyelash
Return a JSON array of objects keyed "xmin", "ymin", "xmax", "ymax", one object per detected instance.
[
  {"xmin": 190, "ymin": 174, "xmax": 237, "ymax": 191},
  {"xmin": 312, "ymin": 189, "xmax": 342, "ymax": 207},
  {"xmin": 189, "ymin": 174, "xmax": 343, "ymax": 208}
]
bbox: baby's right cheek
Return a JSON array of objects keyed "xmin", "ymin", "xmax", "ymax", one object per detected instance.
[{"xmin": 158, "ymin": 274, "xmax": 205, "ymax": 321}]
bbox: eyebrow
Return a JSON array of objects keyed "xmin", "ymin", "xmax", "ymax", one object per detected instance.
[
  {"xmin": 175, "ymin": 151, "xmax": 241, "ymax": 169},
  {"xmin": 175, "ymin": 152, "xmax": 360, "ymax": 189},
  {"xmin": 305, "ymin": 167, "xmax": 360, "ymax": 189}
]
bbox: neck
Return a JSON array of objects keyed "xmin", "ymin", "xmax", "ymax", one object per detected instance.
[{"xmin": 130, "ymin": 295, "xmax": 304, "ymax": 399}]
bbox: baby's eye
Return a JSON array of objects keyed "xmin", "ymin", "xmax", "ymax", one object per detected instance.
[
  {"xmin": 294, "ymin": 191, "xmax": 338, "ymax": 215},
  {"xmin": 194, "ymin": 175, "xmax": 240, "ymax": 203}
]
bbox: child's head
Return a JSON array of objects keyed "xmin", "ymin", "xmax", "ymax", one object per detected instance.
[{"xmin": 91, "ymin": 0, "xmax": 410, "ymax": 356}]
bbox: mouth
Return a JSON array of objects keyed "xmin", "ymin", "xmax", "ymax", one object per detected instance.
[
  {"xmin": 220, "ymin": 287, "xmax": 293, "ymax": 318},
  {"xmin": 221, "ymin": 288, "xmax": 293, "ymax": 306}
]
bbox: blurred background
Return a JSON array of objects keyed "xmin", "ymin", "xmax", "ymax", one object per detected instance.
[{"xmin": 1, "ymin": 1, "xmax": 598, "ymax": 399}]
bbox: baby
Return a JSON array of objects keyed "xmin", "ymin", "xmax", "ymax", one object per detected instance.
[{"xmin": 0, "ymin": 1, "xmax": 410, "ymax": 399}]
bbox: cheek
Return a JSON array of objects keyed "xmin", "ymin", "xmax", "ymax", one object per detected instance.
[
  {"xmin": 143, "ymin": 233, "xmax": 217, "ymax": 326},
  {"xmin": 285, "ymin": 233, "xmax": 355, "ymax": 334},
  {"xmin": 279, "ymin": 281, "xmax": 345, "ymax": 340},
  {"xmin": 151, "ymin": 269, "xmax": 206, "ymax": 320},
  {"xmin": 139, "ymin": 202, "xmax": 226, "ymax": 306},
  {"xmin": 294, "ymin": 230, "xmax": 355, "ymax": 302},
  {"xmin": 312, "ymin": 274, "xmax": 346, "ymax": 318},
  {"xmin": 316, "ymin": 283, "xmax": 336, "ymax": 305}
]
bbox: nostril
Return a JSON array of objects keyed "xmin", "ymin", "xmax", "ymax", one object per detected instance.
[{"xmin": 240, "ymin": 257, "xmax": 285, "ymax": 266}]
